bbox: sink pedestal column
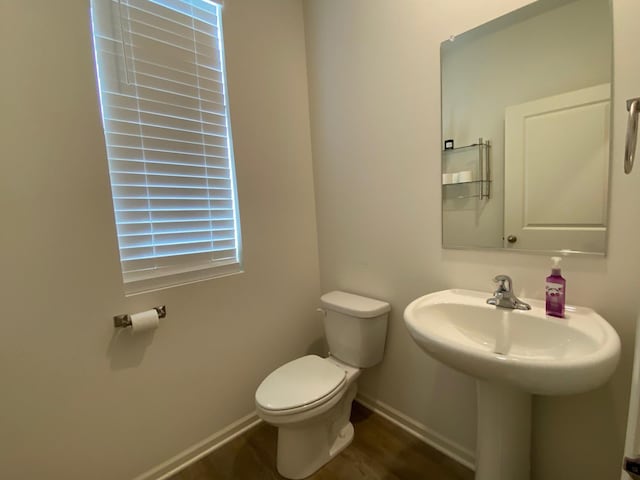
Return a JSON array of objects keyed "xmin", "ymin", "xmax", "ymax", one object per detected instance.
[{"xmin": 476, "ymin": 380, "xmax": 531, "ymax": 480}]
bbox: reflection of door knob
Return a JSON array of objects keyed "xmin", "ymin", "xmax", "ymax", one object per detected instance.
[{"xmin": 507, "ymin": 235, "xmax": 518, "ymax": 243}]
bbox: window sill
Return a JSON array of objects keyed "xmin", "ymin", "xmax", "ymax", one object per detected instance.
[{"xmin": 123, "ymin": 261, "xmax": 243, "ymax": 296}]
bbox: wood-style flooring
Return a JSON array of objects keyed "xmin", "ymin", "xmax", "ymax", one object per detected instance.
[{"xmin": 169, "ymin": 402, "xmax": 474, "ymax": 480}]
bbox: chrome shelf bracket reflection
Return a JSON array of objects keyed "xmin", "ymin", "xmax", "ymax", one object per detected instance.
[{"xmin": 625, "ymin": 97, "xmax": 640, "ymax": 174}]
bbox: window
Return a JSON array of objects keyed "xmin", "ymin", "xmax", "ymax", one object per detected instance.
[{"xmin": 90, "ymin": 0, "xmax": 242, "ymax": 293}]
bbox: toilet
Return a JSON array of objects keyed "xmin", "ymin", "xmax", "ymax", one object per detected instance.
[{"xmin": 255, "ymin": 290, "xmax": 390, "ymax": 479}]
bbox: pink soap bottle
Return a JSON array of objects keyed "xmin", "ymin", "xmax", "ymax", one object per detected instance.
[{"xmin": 545, "ymin": 257, "xmax": 566, "ymax": 318}]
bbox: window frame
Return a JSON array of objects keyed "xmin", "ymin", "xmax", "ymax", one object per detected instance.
[{"xmin": 90, "ymin": 0, "xmax": 243, "ymax": 294}]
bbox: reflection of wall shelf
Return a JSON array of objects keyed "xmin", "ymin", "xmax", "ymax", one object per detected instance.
[
  {"xmin": 442, "ymin": 180, "xmax": 490, "ymax": 186},
  {"xmin": 442, "ymin": 142, "xmax": 487, "ymax": 152},
  {"xmin": 442, "ymin": 137, "xmax": 491, "ymax": 199},
  {"xmin": 443, "ymin": 181, "xmax": 492, "ymax": 199}
]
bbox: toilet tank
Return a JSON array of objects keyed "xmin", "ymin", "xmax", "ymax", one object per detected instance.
[{"xmin": 320, "ymin": 291, "xmax": 390, "ymax": 368}]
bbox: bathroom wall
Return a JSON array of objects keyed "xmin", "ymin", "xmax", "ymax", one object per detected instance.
[
  {"xmin": 441, "ymin": 0, "xmax": 611, "ymax": 249},
  {"xmin": 0, "ymin": 1, "xmax": 321, "ymax": 479},
  {"xmin": 304, "ymin": 0, "xmax": 640, "ymax": 478}
]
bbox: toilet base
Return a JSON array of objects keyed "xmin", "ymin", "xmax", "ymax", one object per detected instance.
[
  {"xmin": 330, "ymin": 421, "xmax": 354, "ymax": 457},
  {"xmin": 275, "ymin": 383, "xmax": 357, "ymax": 479}
]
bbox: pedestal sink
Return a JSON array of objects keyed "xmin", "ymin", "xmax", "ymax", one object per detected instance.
[{"xmin": 404, "ymin": 289, "xmax": 620, "ymax": 480}]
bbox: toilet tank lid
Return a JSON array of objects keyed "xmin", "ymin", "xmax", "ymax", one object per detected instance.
[{"xmin": 320, "ymin": 291, "xmax": 390, "ymax": 318}]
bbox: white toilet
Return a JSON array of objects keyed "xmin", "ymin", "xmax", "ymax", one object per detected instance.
[{"xmin": 255, "ymin": 290, "xmax": 390, "ymax": 479}]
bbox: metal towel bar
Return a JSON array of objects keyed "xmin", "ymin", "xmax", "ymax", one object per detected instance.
[{"xmin": 625, "ymin": 98, "xmax": 640, "ymax": 174}]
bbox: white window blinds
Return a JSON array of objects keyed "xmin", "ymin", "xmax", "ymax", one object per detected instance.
[{"xmin": 91, "ymin": 0, "xmax": 242, "ymax": 291}]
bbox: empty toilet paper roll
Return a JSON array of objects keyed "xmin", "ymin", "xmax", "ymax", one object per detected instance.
[{"xmin": 130, "ymin": 309, "xmax": 160, "ymax": 333}]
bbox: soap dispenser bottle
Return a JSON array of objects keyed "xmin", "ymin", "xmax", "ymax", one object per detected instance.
[{"xmin": 545, "ymin": 256, "xmax": 566, "ymax": 318}]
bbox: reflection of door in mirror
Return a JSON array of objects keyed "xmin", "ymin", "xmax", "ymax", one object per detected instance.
[
  {"xmin": 440, "ymin": 0, "xmax": 612, "ymax": 255},
  {"xmin": 504, "ymin": 84, "xmax": 610, "ymax": 253}
]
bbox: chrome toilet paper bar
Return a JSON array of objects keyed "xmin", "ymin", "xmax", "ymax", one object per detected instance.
[
  {"xmin": 625, "ymin": 97, "xmax": 640, "ymax": 174},
  {"xmin": 113, "ymin": 305, "xmax": 166, "ymax": 329}
]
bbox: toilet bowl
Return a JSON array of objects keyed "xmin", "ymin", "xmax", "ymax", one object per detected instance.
[
  {"xmin": 256, "ymin": 355, "xmax": 360, "ymax": 479},
  {"xmin": 255, "ymin": 291, "xmax": 390, "ymax": 479}
]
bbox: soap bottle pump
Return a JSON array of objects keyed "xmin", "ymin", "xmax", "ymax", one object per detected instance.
[{"xmin": 545, "ymin": 256, "xmax": 566, "ymax": 318}]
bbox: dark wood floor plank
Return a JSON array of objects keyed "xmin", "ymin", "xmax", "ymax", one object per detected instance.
[{"xmin": 170, "ymin": 402, "xmax": 474, "ymax": 480}]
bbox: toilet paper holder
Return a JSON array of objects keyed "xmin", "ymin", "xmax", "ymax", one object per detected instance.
[{"xmin": 113, "ymin": 305, "xmax": 166, "ymax": 329}]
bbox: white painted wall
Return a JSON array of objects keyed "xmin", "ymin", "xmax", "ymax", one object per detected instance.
[
  {"xmin": 441, "ymin": 0, "xmax": 611, "ymax": 249},
  {"xmin": 4, "ymin": 0, "xmax": 640, "ymax": 479},
  {"xmin": 0, "ymin": 1, "xmax": 321, "ymax": 479},
  {"xmin": 304, "ymin": 0, "xmax": 640, "ymax": 478}
]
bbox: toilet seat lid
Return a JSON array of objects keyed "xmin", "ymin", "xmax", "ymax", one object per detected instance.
[{"xmin": 255, "ymin": 355, "xmax": 346, "ymax": 411}]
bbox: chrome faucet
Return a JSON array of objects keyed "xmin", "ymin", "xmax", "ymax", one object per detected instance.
[{"xmin": 486, "ymin": 275, "xmax": 531, "ymax": 310}]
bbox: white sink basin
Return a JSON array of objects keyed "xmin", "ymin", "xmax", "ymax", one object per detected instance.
[
  {"xmin": 404, "ymin": 289, "xmax": 620, "ymax": 395},
  {"xmin": 404, "ymin": 288, "xmax": 621, "ymax": 480}
]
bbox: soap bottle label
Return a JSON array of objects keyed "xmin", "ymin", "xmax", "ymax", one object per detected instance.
[
  {"xmin": 546, "ymin": 281, "xmax": 565, "ymax": 318},
  {"xmin": 545, "ymin": 282, "xmax": 564, "ymax": 297}
]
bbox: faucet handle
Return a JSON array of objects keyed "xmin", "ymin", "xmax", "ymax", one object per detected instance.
[{"xmin": 493, "ymin": 274, "xmax": 512, "ymax": 292}]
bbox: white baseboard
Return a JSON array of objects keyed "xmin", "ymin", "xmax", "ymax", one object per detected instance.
[
  {"xmin": 133, "ymin": 411, "xmax": 262, "ymax": 480},
  {"xmin": 356, "ymin": 393, "xmax": 476, "ymax": 471},
  {"xmin": 133, "ymin": 396, "xmax": 474, "ymax": 480}
]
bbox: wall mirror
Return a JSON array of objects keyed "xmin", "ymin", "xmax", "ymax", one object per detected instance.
[{"xmin": 441, "ymin": 0, "xmax": 612, "ymax": 255}]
